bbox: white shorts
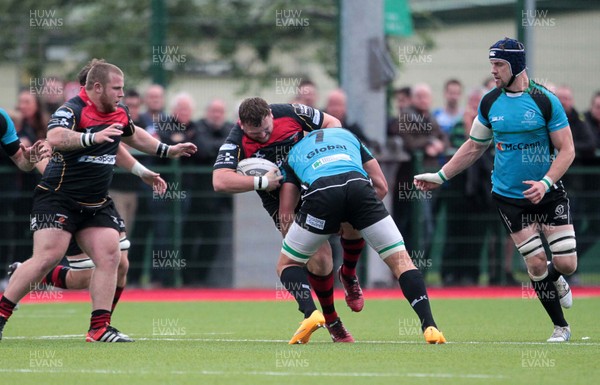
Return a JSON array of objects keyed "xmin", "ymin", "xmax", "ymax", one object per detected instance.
[{"xmin": 282, "ymin": 215, "xmax": 406, "ymax": 263}]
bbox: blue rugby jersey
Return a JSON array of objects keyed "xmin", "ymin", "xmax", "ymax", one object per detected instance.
[
  {"xmin": 284, "ymin": 128, "xmax": 373, "ymax": 188},
  {"xmin": 477, "ymin": 81, "xmax": 568, "ymax": 199},
  {"xmin": 0, "ymin": 108, "xmax": 21, "ymax": 156}
]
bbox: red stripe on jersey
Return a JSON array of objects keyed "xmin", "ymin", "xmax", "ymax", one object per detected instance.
[
  {"xmin": 241, "ymin": 116, "xmax": 302, "ymax": 157},
  {"xmin": 78, "ymin": 88, "xmax": 129, "ymax": 132}
]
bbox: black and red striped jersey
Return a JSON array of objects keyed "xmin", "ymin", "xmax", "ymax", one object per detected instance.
[
  {"xmin": 213, "ymin": 103, "xmax": 324, "ymax": 209},
  {"xmin": 39, "ymin": 88, "xmax": 135, "ymax": 204},
  {"xmin": 214, "ymin": 103, "xmax": 324, "ymax": 170}
]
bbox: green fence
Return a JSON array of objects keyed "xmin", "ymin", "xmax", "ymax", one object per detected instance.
[
  {"xmin": 1, "ymin": 154, "xmax": 599, "ymax": 287},
  {"xmin": 403, "ymin": 151, "xmax": 600, "ymax": 286}
]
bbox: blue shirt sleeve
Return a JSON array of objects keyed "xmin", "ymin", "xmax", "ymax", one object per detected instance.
[
  {"xmin": 546, "ymin": 93, "xmax": 569, "ymax": 132},
  {"xmin": 0, "ymin": 108, "xmax": 21, "ymax": 156}
]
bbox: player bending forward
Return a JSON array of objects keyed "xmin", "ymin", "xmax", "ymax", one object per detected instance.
[{"xmin": 279, "ymin": 127, "xmax": 446, "ymax": 344}]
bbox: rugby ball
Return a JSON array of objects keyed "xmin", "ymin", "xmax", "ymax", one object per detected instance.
[{"xmin": 236, "ymin": 158, "xmax": 280, "ymax": 177}]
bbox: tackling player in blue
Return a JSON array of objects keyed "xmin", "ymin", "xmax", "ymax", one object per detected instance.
[
  {"xmin": 279, "ymin": 127, "xmax": 446, "ymax": 344},
  {"xmin": 0, "ymin": 108, "xmax": 49, "ymax": 172},
  {"xmin": 415, "ymin": 37, "xmax": 576, "ymax": 342}
]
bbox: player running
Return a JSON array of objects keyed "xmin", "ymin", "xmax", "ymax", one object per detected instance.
[
  {"xmin": 415, "ymin": 38, "xmax": 576, "ymax": 342},
  {"xmin": 0, "ymin": 61, "xmax": 196, "ymax": 342},
  {"xmin": 6, "ymin": 59, "xmax": 167, "ymax": 319},
  {"xmin": 7, "ymin": 143, "xmax": 167, "ymax": 315},
  {"xmin": 213, "ymin": 97, "xmax": 373, "ymax": 343},
  {"xmin": 278, "ymin": 127, "xmax": 446, "ymax": 343}
]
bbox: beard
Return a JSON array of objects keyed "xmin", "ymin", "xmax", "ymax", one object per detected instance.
[{"xmin": 100, "ymin": 92, "xmax": 117, "ymax": 113}]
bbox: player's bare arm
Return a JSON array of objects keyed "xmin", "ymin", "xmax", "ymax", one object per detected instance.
[
  {"xmin": 121, "ymin": 124, "xmax": 197, "ymax": 158},
  {"xmin": 10, "ymin": 140, "xmax": 51, "ymax": 172},
  {"xmin": 522, "ymin": 125, "xmax": 575, "ymax": 204},
  {"xmin": 278, "ymin": 182, "xmax": 301, "ymax": 236},
  {"xmin": 115, "ymin": 144, "xmax": 167, "ymax": 195},
  {"xmin": 47, "ymin": 123, "xmax": 124, "ymax": 151},
  {"xmin": 213, "ymin": 168, "xmax": 282, "ymax": 193},
  {"xmin": 362, "ymin": 158, "xmax": 388, "ymax": 200},
  {"xmin": 414, "ymin": 118, "xmax": 491, "ymax": 191},
  {"xmin": 321, "ymin": 112, "xmax": 342, "ymax": 128}
]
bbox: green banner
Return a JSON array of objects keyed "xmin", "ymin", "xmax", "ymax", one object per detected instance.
[{"xmin": 384, "ymin": 0, "xmax": 413, "ymax": 37}]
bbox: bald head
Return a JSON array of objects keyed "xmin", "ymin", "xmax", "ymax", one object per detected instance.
[
  {"xmin": 325, "ymin": 89, "xmax": 347, "ymax": 121},
  {"xmin": 555, "ymin": 85, "xmax": 573, "ymax": 113},
  {"xmin": 144, "ymin": 84, "xmax": 165, "ymax": 114},
  {"xmin": 412, "ymin": 83, "xmax": 432, "ymax": 113},
  {"xmin": 204, "ymin": 99, "xmax": 227, "ymax": 128},
  {"xmin": 171, "ymin": 93, "xmax": 195, "ymax": 124}
]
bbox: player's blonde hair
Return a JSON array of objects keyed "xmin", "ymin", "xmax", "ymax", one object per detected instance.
[{"xmin": 85, "ymin": 61, "xmax": 123, "ymax": 90}]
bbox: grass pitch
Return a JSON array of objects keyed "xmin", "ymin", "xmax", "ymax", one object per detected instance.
[{"xmin": 1, "ymin": 297, "xmax": 599, "ymax": 385}]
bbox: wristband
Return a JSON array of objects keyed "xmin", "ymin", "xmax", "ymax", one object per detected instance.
[
  {"xmin": 156, "ymin": 142, "xmax": 170, "ymax": 158},
  {"xmin": 541, "ymin": 175, "xmax": 554, "ymax": 191},
  {"xmin": 131, "ymin": 161, "xmax": 150, "ymax": 177},
  {"xmin": 437, "ymin": 170, "xmax": 448, "ymax": 183},
  {"xmin": 80, "ymin": 133, "xmax": 96, "ymax": 148},
  {"xmin": 254, "ymin": 175, "xmax": 267, "ymax": 191}
]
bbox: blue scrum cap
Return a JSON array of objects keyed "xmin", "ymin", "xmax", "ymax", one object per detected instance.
[{"xmin": 489, "ymin": 37, "xmax": 526, "ymax": 77}]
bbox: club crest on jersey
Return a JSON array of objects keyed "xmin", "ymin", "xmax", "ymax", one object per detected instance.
[{"xmin": 524, "ymin": 109, "xmax": 536, "ymax": 120}]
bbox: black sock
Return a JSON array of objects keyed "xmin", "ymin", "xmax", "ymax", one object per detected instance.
[
  {"xmin": 0, "ymin": 296, "xmax": 17, "ymax": 320},
  {"xmin": 280, "ymin": 266, "xmax": 317, "ymax": 318},
  {"xmin": 547, "ymin": 261, "xmax": 561, "ymax": 282},
  {"xmin": 398, "ymin": 269, "xmax": 436, "ymax": 331},
  {"xmin": 531, "ymin": 276, "xmax": 568, "ymax": 327},
  {"xmin": 90, "ymin": 309, "xmax": 111, "ymax": 330}
]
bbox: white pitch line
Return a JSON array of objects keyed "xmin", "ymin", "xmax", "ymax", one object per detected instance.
[
  {"xmin": 0, "ymin": 368, "xmax": 506, "ymax": 380},
  {"xmin": 3, "ymin": 334, "xmax": 598, "ymax": 345}
]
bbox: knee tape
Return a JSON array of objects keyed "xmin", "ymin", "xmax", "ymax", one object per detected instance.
[
  {"xmin": 120, "ymin": 236, "xmax": 131, "ymax": 251},
  {"xmin": 68, "ymin": 257, "xmax": 95, "ymax": 270},
  {"xmin": 547, "ymin": 230, "xmax": 576, "ymax": 257},
  {"xmin": 516, "ymin": 234, "xmax": 544, "ymax": 259}
]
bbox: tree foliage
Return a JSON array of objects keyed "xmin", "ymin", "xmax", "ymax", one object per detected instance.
[{"xmin": 0, "ymin": 0, "xmax": 338, "ymax": 89}]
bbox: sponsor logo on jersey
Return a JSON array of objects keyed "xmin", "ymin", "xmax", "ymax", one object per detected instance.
[
  {"xmin": 218, "ymin": 143, "xmax": 237, "ymax": 151},
  {"xmin": 306, "ymin": 144, "xmax": 347, "ymax": 159},
  {"xmin": 54, "ymin": 110, "xmax": 73, "ymax": 119},
  {"xmin": 78, "ymin": 154, "xmax": 116, "ymax": 165},
  {"xmin": 215, "ymin": 152, "xmax": 235, "ymax": 165},
  {"xmin": 292, "ymin": 103, "xmax": 311, "ymax": 117},
  {"xmin": 495, "ymin": 140, "xmax": 542, "ymax": 151},
  {"xmin": 311, "ymin": 154, "xmax": 351, "ymax": 169},
  {"xmin": 490, "ymin": 115, "xmax": 504, "ymax": 122}
]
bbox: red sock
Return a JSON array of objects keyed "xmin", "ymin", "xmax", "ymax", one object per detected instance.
[
  {"xmin": 340, "ymin": 238, "xmax": 365, "ymax": 277},
  {"xmin": 307, "ymin": 271, "xmax": 337, "ymax": 324},
  {"xmin": 0, "ymin": 296, "xmax": 17, "ymax": 320},
  {"xmin": 41, "ymin": 266, "xmax": 70, "ymax": 289},
  {"xmin": 111, "ymin": 287, "xmax": 124, "ymax": 313},
  {"xmin": 90, "ymin": 309, "xmax": 111, "ymax": 330}
]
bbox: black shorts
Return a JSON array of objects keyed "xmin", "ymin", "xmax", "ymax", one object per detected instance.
[
  {"xmin": 31, "ymin": 188, "xmax": 122, "ymax": 236},
  {"xmin": 295, "ymin": 172, "xmax": 389, "ymax": 234},
  {"xmin": 65, "ymin": 213, "xmax": 126, "ymax": 257},
  {"xmin": 492, "ymin": 188, "xmax": 572, "ymax": 233}
]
